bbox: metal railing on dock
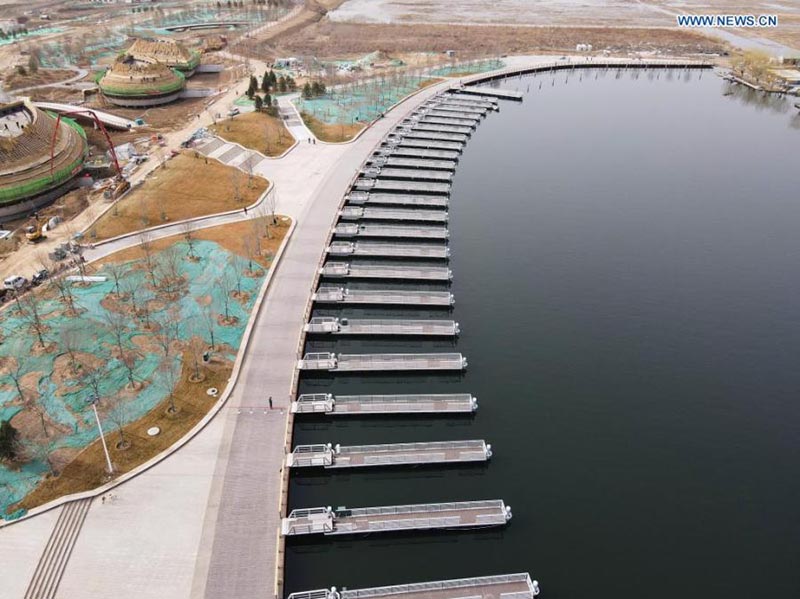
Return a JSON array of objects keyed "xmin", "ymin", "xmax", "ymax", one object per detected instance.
[
  {"xmin": 291, "ymin": 393, "xmax": 477, "ymax": 415},
  {"xmin": 313, "ymin": 287, "xmax": 455, "ymax": 306},
  {"xmin": 346, "ymin": 192, "xmax": 450, "ymax": 208},
  {"xmin": 382, "ymin": 146, "xmax": 462, "ymax": 160},
  {"xmin": 319, "ymin": 263, "xmax": 453, "ymax": 281},
  {"xmin": 281, "ymin": 500, "xmax": 510, "ymax": 536},
  {"xmin": 297, "ymin": 352, "xmax": 467, "ymax": 372},
  {"xmin": 451, "ymin": 87, "xmax": 524, "ymax": 101},
  {"xmin": 354, "ymin": 178, "xmax": 453, "ymax": 195},
  {"xmin": 393, "ymin": 130, "xmax": 470, "ymax": 144},
  {"xmin": 362, "ymin": 167, "xmax": 454, "ymax": 182},
  {"xmin": 305, "ymin": 317, "xmax": 460, "ymax": 337},
  {"xmin": 392, "ymin": 138, "xmax": 465, "ymax": 152},
  {"xmin": 370, "ymin": 156, "xmax": 458, "ymax": 171},
  {"xmin": 286, "ymin": 439, "xmax": 491, "ymax": 469}
]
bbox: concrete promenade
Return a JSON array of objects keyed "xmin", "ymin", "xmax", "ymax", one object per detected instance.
[{"xmin": 0, "ymin": 55, "xmax": 707, "ymax": 599}]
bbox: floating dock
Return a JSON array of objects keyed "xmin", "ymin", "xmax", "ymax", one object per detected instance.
[
  {"xmin": 382, "ymin": 146, "xmax": 461, "ymax": 160},
  {"xmin": 411, "ymin": 123, "xmax": 474, "ymax": 135},
  {"xmin": 419, "ymin": 115, "xmax": 480, "ymax": 127},
  {"xmin": 361, "ymin": 167, "xmax": 453, "ymax": 182},
  {"xmin": 327, "ymin": 241, "xmax": 450, "ymax": 259},
  {"xmin": 291, "ymin": 393, "xmax": 477, "ymax": 415},
  {"xmin": 426, "ymin": 109, "xmax": 483, "ymax": 122},
  {"xmin": 340, "ymin": 207, "xmax": 448, "ymax": 222},
  {"xmin": 430, "ymin": 103, "xmax": 490, "ymax": 115},
  {"xmin": 297, "ymin": 352, "xmax": 467, "ymax": 372},
  {"xmin": 281, "ymin": 500, "xmax": 510, "ymax": 536},
  {"xmin": 452, "ymin": 87, "xmax": 524, "ymax": 101},
  {"xmin": 346, "ymin": 192, "xmax": 449, "ymax": 208},
  {"xmin": 313, "ymin": 287, "xmax": 455, "ymax": 307},
  {"xmin": 287, "ymin": 573, "xmax": 541, "ymax": 599},
  {"xmin": 440, "ymin": 95, "xmax": 498, "ymax": 108},
  {"xmin": 334, "ymin": 223, "xmax": 449, "ymax": 239},
  {"xmin": 305, "ymin": 317, "xmax": 459, "ymax": 337},
  {"xmin": 354, "ymin": 178, "xmax": 452, "ymax": 195},
  {"xmin": 370, "ymin": 156, "xmax": 457, "ymax": 171},
  {"xmin": 319, "ymin": 263, "xmax": 453, "ymax": 281},
  {"xmin": 286, "ymin": 439, "xmax": 491, "ymax": 468},
  {"xmin": 393, "ymin": 139, "xmax": 464, "ymax": 152},
  {"xmin": 393, "ymin": 130, "xmax": 470, "ymax": 143}
]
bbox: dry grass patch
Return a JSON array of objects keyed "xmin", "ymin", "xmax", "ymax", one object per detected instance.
[
  {"xmin": 86, "ymin": 152, "xmax": 268, "ymax": 242},
  {"xmin": 300, "ymin": 112, "xmax": 365, "ymax": 143},
  {"xmin": 209, "ymin": 111, "xmax": 295, "ymax": 157}
]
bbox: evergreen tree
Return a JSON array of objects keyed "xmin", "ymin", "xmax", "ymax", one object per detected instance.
[
  {"xmin": 269, "ymin": 70, "xmax": 277, "ymax": 85},
  {"xmin": 246, "ymin": 74, "xmax": 258, "ymax": 98},
  {"xmin": 264, "ymin": 92, "xmax": 271, "ymax": 108},
  {"xmin": 254, "ymin": 94, "xmax": 263, "ymax": 111},
  {"xmin": 278, "ymin": 75, "xmax": 287, "ymax": 93},
  {"xmin": 311, "ymin": 81, "xmax": 321, "ymax": 96},
  {"xmin": 286, "ymin": 75, "xmax": 296, "ymax": 91},
  {"xmin": 261, "ymin": 70, "xmax": 270, "ymax": 93},
  {"xmin": 301, "ymin": 82, "xmax": 312, "ymax": 99}
]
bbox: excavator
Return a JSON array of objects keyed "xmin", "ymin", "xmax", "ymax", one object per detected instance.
[{"xmin": 25, "ymin": 213, "xmax": 46, "ymax": 243}]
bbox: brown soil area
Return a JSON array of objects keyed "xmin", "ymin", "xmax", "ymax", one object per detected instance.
[
  {"xmin": 11, "ymin": 348, "xmax": 233, "ymax": 512},
  {"xmin": 209, "ymin": 111, "xmax": 295, "ymax": 157},
  {"xmin": 86, "ymin": 152, "xmax": 269, "ymax": 241},
  {"xmin": 276, "ymin": 22, "xmax": 728, "ymax": 57},
  {"xmin": 3, "ymin": 68, "xmax": 77, "ymax": 91},
  {"xmin": 301, "ymin": 111, "xmax": 365, "ymax": 142}
]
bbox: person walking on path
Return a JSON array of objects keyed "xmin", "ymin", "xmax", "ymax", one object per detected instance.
[
  {"xmin": 243, "ymin": 206, "xmax": 248, "ymax": 215},
  {"xmin": 268, "ymin": 396, "xmax": 273, "ymax": 409}
]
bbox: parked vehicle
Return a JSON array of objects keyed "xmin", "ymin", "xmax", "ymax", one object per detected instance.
[
  {"xmin": 3, "ymin": 275, "xmax": 28, "ymax": 290},
  {"xmin": 31, "ymin": 269, "xmax": 49, "ymax": 286}
]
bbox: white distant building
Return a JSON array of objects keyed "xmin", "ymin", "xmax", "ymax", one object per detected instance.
[
  {"xmin": 576, "ymin": 43, "xmax": 593, "ymax": 52},
  {"xmin": 274, "ymin": 57, "xmax": 300, "ymax": 69}
]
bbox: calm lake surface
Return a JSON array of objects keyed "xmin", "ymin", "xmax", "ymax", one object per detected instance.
[{"xmin": 286, "ymin": 69, "xmax": 800, "ymax": 598}]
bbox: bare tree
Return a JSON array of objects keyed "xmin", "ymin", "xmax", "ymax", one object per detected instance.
[
  {"xmin": 50, "ymin": 275, "xmax": 79, "ymax": 315},
  {"xmin": 152, "ymin": 307, "xmax": 181, "ymax": 359},
  {"xmin": 107, "ymin": 396, "xmax": 131, "ymax": 450},
  {"xmin": 104, "ymin": 312, "xmax": 138, "ymax": 388},
  {"xmin": 231, "ymin": 169, "xmax": 242, "ymax": 204},
  {"xmin": 201, "ymin": 304, "xmax": 217, "ymax": 349},
  {"xmin": 156, "ymin": 245, "xmax": 184, "ymax": 297},
  {"xmin": 215, "ymin": 272, "xmax": 235, "ymax": 324},
  {"xmin": 18, "ymin": 292, "xmax": 48, "ymax": 348},
  {"xmin": 61, "ymin": 325, "xmax": 85, "ymax": 376},
  {"xmin": 105, "ymin": 262, "xmax": 128, "ymax": 298},
  {"xmin": 0, "ymin": 354, "xmax": 47, "ymax": 438},
  {"xmin": 181, "ymin": 221, "xmax": 198, "ymax": 261},
  {"xmin": 21, "ymin": 435, "xmax": 61, "ymax": 477},
  {"xmin": 159, "ymin": 359, "xmax": 180, "ymax": 414},
  {"xmin": 228, "ymin": 256, "xmax": 245, "ymax": 299},
  {"xmin": 138, "ymin": 232, "xmax": 159, "ymax": 287}
]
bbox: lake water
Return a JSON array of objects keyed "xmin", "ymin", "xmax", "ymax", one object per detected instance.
[{"xmin": 286, "ymin": 69, "xmax": 800, "ymax": 598}]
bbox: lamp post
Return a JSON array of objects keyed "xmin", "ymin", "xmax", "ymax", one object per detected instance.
[{"xmin": 85, "ymin": 395, "xmax": 114, "ymax": 475}]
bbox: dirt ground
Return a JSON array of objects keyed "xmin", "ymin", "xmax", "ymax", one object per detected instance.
[
  {"xmin": 277, "ymin": 21, "xmax": 728, "ymax": 57},
  {"xmin": 1, "ymin": 67, "xmax": 76, "ymax": 91},
  {"xmin": 300, "ymin": 111, "xmax": 364, "ymax": 142},
  {"xmin": 209, "ymin": 111, "xmax": 295, "ymax": 157},
  {"xmin": 86, "ymin": 152, "xmax": 269, "ymax": 241}
]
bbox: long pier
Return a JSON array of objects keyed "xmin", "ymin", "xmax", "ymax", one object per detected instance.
[
  {"xmin": 451, "ymin": 87, "xmax": 524, "ymax": 101},
  {"xmin": 393, "ymin": 138, "xmax": 464, "ymax": 152},
  {"xmin": 334, "ymin": 223, "xmax": 449, "ymax": 239},
  {"xmin": 281, "ymin": 500, "xmax": 510, "ymax": 536},
  {"xmin": 347, "ymin": 192, "xmax": 449, "ymax": 208},
  {"xmin": 354, "ymin": 178, "xmax": 452, "ymax": 194},
  {"xmin": 369, "ymin": 156, "xmax": 457, "ymax": 171},
  {"xmin": 287, "ymin": 573, "xmax": 541, "ymax": 599},
  {"xmin": 411, "ymin": 122, "xmax": 475, "ymax": 135},
  {"xmin": 430, "ymin": 103, "xmax": 490, "ymax": 115},
  {"xmin": 426, "ymin": 109, "xmax": 483, "ymax": 122},
  {"xmin": 393, "ymin": 130, "xmax": 470, "ymax": 143},
  {"xmin": 418, "ymin": 114, "xmax": 480, "ymax": 127},
  {"xmin": 382, "ymin": 146, "xmax": 461, "ymax": 160},
  {"xmin": 291, "ymin": 393, "xmax": 477, "ymax": 415},
  {"xmin": 362, "ymin": 167, "xmax": 453, "ymax": 182},
  {"xmin": 297, "ymin": 352, "xmax": 467, "ymax": 372},
  {"xmin": 319, "ymin": 263, "xmax": 453, "ymax": 281},
  {"xmin": 313, "ymin": 287, "xmax": 455, "ymax": 307},
  {"xmin": 305, "ymin": 317, "xmax": 459, "ymax": 337},
  {"xmin": 286, "ymin": 440, "xmax": 491, "ymax": 468},
  {"xmin": 340, "ymin": 207, "xmax": 449, "ymax": 222},
  {"xmin": 327, "ymin": 241, "xmax": 450, "ymax": 259}
]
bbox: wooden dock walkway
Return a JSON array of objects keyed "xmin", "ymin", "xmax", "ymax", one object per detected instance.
[
  {"xmin": 340, "ymin": 207, "xmax": 449, "ymax": 222},
  {"xmin": 286, "ymin": 439, "xmax": 491, "ymax": 468},
  {"xmin": 297, "ymin": 352, "xmax": 467, "ymax": 372},
  {"xmin": 327, "ymin": 241, "xmax": 450, "ymax": 259},
  {"xmin": 411, "ymin": 122, "xmax": 474, "ymax": 135},
  {"xmin": 305, "ymin": 317, "xmax": 460, "ymax": 337},
  {"xmin": 393, "ymin": 138, "xmax": 465, "ymax": 152},
  {"xmin": 347, "ymin": 192, "xmax": 449, "ymax": 207},
  {"xmin": 417, "ymin": 113, "xmax": 481, "ymax": 126},
  {"xmin": 382, "ymin": 146, "xmax": 461, "ymax": 160},
  {"xmin": 291, "ymin": 393, "xmax": 477, "ymax": 415},
  {"xmin": 281, "ymin": 500, "xmax": 510, "ymax": 536},
  {"xmin": 394, "ymin": 130, "xmax": 470, "ymax": 143},
  {"xmin": 363, "ymin": 167, "xmax": 453, "ymax": 182},
  {"xmin": 313, "ymin": 287, "xmax": 455, "ymax": 307},
  {"xmin": 370, "ymin": 156, "xmax": 458, "ymax": 171},
  {"xmin": 354, "ymin": 177, "xmax": 452, "ymax": 194},
  {"xmin": 431, "ymin": 102, "xmax": 491, "ymax": 115},
  {"xmin": 334, "ymin": 223, "xmax": 449, "ymax": 239},
  {"xmin": 319, "ymin": 263, "xmax": 453, "ymax": 280},
  {"xmin": 287, "ymin": 573, "xmax": 541, "ymax": 599},
  {"xmin": 424, "ymin": 109, "xmax": 482, "ymax": 123}
]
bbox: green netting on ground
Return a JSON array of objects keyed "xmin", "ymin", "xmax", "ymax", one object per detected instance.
[
  {"xmin": 295, "ymin": 74, "xmax": 434, "ymax": 126},
  {"xmin": 429, "ymin": 59, "xmax": 505, "ymax": 77},
  {"xmin": 0, "ymin": 28, "xmax": 65, "ymax": 48},
  {"xmin": 0, "ymin": 239, "xmax": 266, "ymax": 515}
]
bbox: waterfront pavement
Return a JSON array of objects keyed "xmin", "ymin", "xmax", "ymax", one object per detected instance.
[{"xmin": 0, "ymin": 55, "xmax": 702, "ymax": 599}]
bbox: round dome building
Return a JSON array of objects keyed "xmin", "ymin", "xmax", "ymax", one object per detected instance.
[
  {"xmin": 0, "ymin": 97, "xmax": 88, "ymax": 219},
  {"xmin": 98, "ymin": 55, "xmax": 186, "ymax": 107},
  {"xmin": 128, "ymin": 38, "xmax": 201, "ymax": 77}
]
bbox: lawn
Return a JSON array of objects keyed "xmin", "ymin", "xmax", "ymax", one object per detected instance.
[
  {"xmin": 86, "ymin": 152, "xmax": 269, "ymax": 242},
  {"xmin": 300, "ymin": 112, "xmax": 365, "ymax": 143},
  {"xmin": 209, "ymin": 111, "xmax": 295, "ymax": 157}
]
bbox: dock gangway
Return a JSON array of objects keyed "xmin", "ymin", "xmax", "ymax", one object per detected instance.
[
  {"xmin": 319, "ymin": 263, "xmax": 453, "ymax": 281},
  {"xmin": 297, "ymin": 352, "xmax": 467, "ymax": 372},
  {"xmin": 327, "ymin": 241, "xmax": 449, "ymax": 259},
  {"xmin": 291, "ymin": 393, "xmax": 477, "ymax": 415},
  {"xmin": 313, "ymin": 287, "xmax": 455, "ymax": 307},
  {"xmin": 305, "ymin": 317, "xmax": 460, "ymax": 337},
  {"xmin": 334, "ymin": 223, "xmax": 449, "ymax": 239},
  {"xmin": 281, "ymin": 500, "xmax": 511, "ymax": 536},
  {"xmin": 347, "ymin": 192, "xmax": 450, "ymax": 208},
  {"xmin": 286, "ymin": 439, "xmax": 491, "ymax": 468},
  {"xmin": 340, "ymin": 207, "xmax": 449, "ymax": 222}
]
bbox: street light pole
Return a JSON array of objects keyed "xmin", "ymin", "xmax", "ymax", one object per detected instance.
[{"xmin": 86, "ymin": 395, "xmax": 114, "ymax": 475}]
